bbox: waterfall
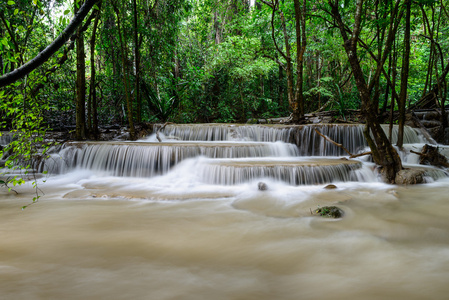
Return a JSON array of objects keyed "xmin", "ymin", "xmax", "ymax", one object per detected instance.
[
  {"xmin": 193, "ymin": 157, "xmax": 365, "ymax": 185},
  {"xmin": 43, "ymin": 141, "xmax": 300, "ymax": 176},
  {"xmin": 154, "ymin": 123, "xmax": 432, "ymax": 156},
  {"xmin": 152, "ymin": 124, "xmax": 295, "ymax": 142},
  {"xmin": 38, "ymin": 123, "xmax": 447, "ymax": 186}
]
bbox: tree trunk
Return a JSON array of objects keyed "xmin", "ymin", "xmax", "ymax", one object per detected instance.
[
  {"xmin": 88, "ymin": 2, "xmax": 101, "ymax": 139},
  {"xmin": 262, "ymin": 0, "xmax": 300, "ymax": 122},
  {"xmin": 279, "ymin": 11, "xmax": 295, "ymax": 119},
  {"xmin": 278, "ymin": 64, "xmax": 284, "ymax": 109},
  {"xmin": 112, "ymin": 1, "xmax": 136, "ymax": 140},
  {"xmin": 75, "ymin": 0, "xmax": 86, "ymax": 141},
  {"xmin": 293, "ymin": 0, "xmax": 306, "ymax": 118},
  {"xmin": 397, "ymin": 0, "xmax": 411, "ymax": 148},
  {"xmin": 388, "ymin": 38, "xmax": 398, "ymax": 142},
  {"xmin": 133, "ymin": 0, "xmax": 142, "ymax": 123}
]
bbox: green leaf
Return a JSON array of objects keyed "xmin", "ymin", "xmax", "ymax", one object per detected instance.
[
  {"xmin": 64, "ymin": 9, "xmax": 70, "ymax": 15},
  {"xmin": 7, "ymin": 1, "xmax": 15, "ymax": 5},
  {"xmin": 14, "ymin": 8, "xmax": 19, "ymax": 15}
]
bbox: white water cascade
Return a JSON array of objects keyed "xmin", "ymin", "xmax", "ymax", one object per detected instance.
[
  {"xmin": 154, "ymin": 123, "xmax": 429, "ymax": 155},
  {"xmin": 2, "ymin": 123, "xmax": 449, "ymax": 300},
  {"xmin": 41, "ymin": 123, "xmax": 445, "ymax": 185}
]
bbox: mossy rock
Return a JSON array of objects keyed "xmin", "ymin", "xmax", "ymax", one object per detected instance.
[{"xmin": 314, "ymin": 206, "xmax": 344, "ymax": 218}]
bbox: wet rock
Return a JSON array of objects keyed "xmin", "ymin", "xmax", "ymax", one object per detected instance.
[
  {"xmin": 324, "ymin": 184, "xmax": 337, "ymax": 189},
  {"xmin": 321, "ymin": 116, "xmax": 334, "ymax": 123},
  {"xmin": 113, "ymin": 132, "xmax": 130, "ymax": 141},
  {"xmin": 395, "ymin": 169, "xmax": 426, "ymax": 185},
  {"xmin": 258, "ymin": 182, "xmax": 268, "ymax": 191},
  {"xmin": 420, "ymin": 120, "xmax": 441, "ymax": 128},
  {"xmin": 314, "ymin": 206, "xmax": 344, "ymax": 218}
]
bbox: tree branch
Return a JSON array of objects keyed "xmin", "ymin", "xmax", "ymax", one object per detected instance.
[
  {"xmin": 30, "ymin": 5, "xmax": 101, "ymax": 96},
  {"xmin": 0, "ymin": 0, "xmax": 100, "ymax": 88},
  {"xmin": 266, "ymin": 0, "xmax": 288, "ymax": 61},
  {"xmin": 314, "ymin": 128, "xmax": 372, "ymax": 158},
  {"xmin": 262, "ymin": 54, "xmax": 286, "ymax": 70}
]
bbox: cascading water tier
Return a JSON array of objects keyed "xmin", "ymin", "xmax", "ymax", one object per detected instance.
[
  {"xmin": 194, "ymin": 157, "xmax": 364, "ymax": 185},
  {"xmin": 38, "ymin": 123, "xmax": 445, "ymax": 185}
]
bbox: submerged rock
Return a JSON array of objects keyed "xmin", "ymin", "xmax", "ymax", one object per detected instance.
[{"xmin": 314, "ymin": 206, "xmax": 344, "ymax": 218}]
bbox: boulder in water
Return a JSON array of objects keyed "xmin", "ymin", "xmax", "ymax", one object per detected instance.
[
  {"xmin": 324, "ymin": 184, "xmax": 337, "ymax": 189},
  {"xmin": 258, "ymin": 182, "xmax": 268, "ymax": 191},
  {"xmin": 395, "ymin": 169, "xmax": 426, "ymax": 185}
]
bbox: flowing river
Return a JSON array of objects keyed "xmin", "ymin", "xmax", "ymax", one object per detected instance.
[{"xmin": 1, "ymin": 124, "xmax": 449, "ymax": 299}]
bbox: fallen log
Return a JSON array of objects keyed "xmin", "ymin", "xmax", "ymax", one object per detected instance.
[{"xmin": 410, "ymin": 144, "xmax": 449, "ymax": 168}]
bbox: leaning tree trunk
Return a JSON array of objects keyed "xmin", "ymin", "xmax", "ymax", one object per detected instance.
[{"xmin": 329, "ymin": 0, "xmax": 402, "ymax": 183}]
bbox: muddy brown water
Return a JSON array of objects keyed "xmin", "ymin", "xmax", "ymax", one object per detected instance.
[{"xmin": 1, "ymin": 173, "xmax": 449, "ymax": 300}]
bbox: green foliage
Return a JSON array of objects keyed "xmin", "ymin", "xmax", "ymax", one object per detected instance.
[{"xmin": 0, "ymin": 77, "xmax": 55, "ymax": 204}]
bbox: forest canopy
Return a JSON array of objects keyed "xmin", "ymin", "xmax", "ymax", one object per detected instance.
[{"xmin": 0, "ymin": 0, "xmax": 448, "ymax": 135}]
